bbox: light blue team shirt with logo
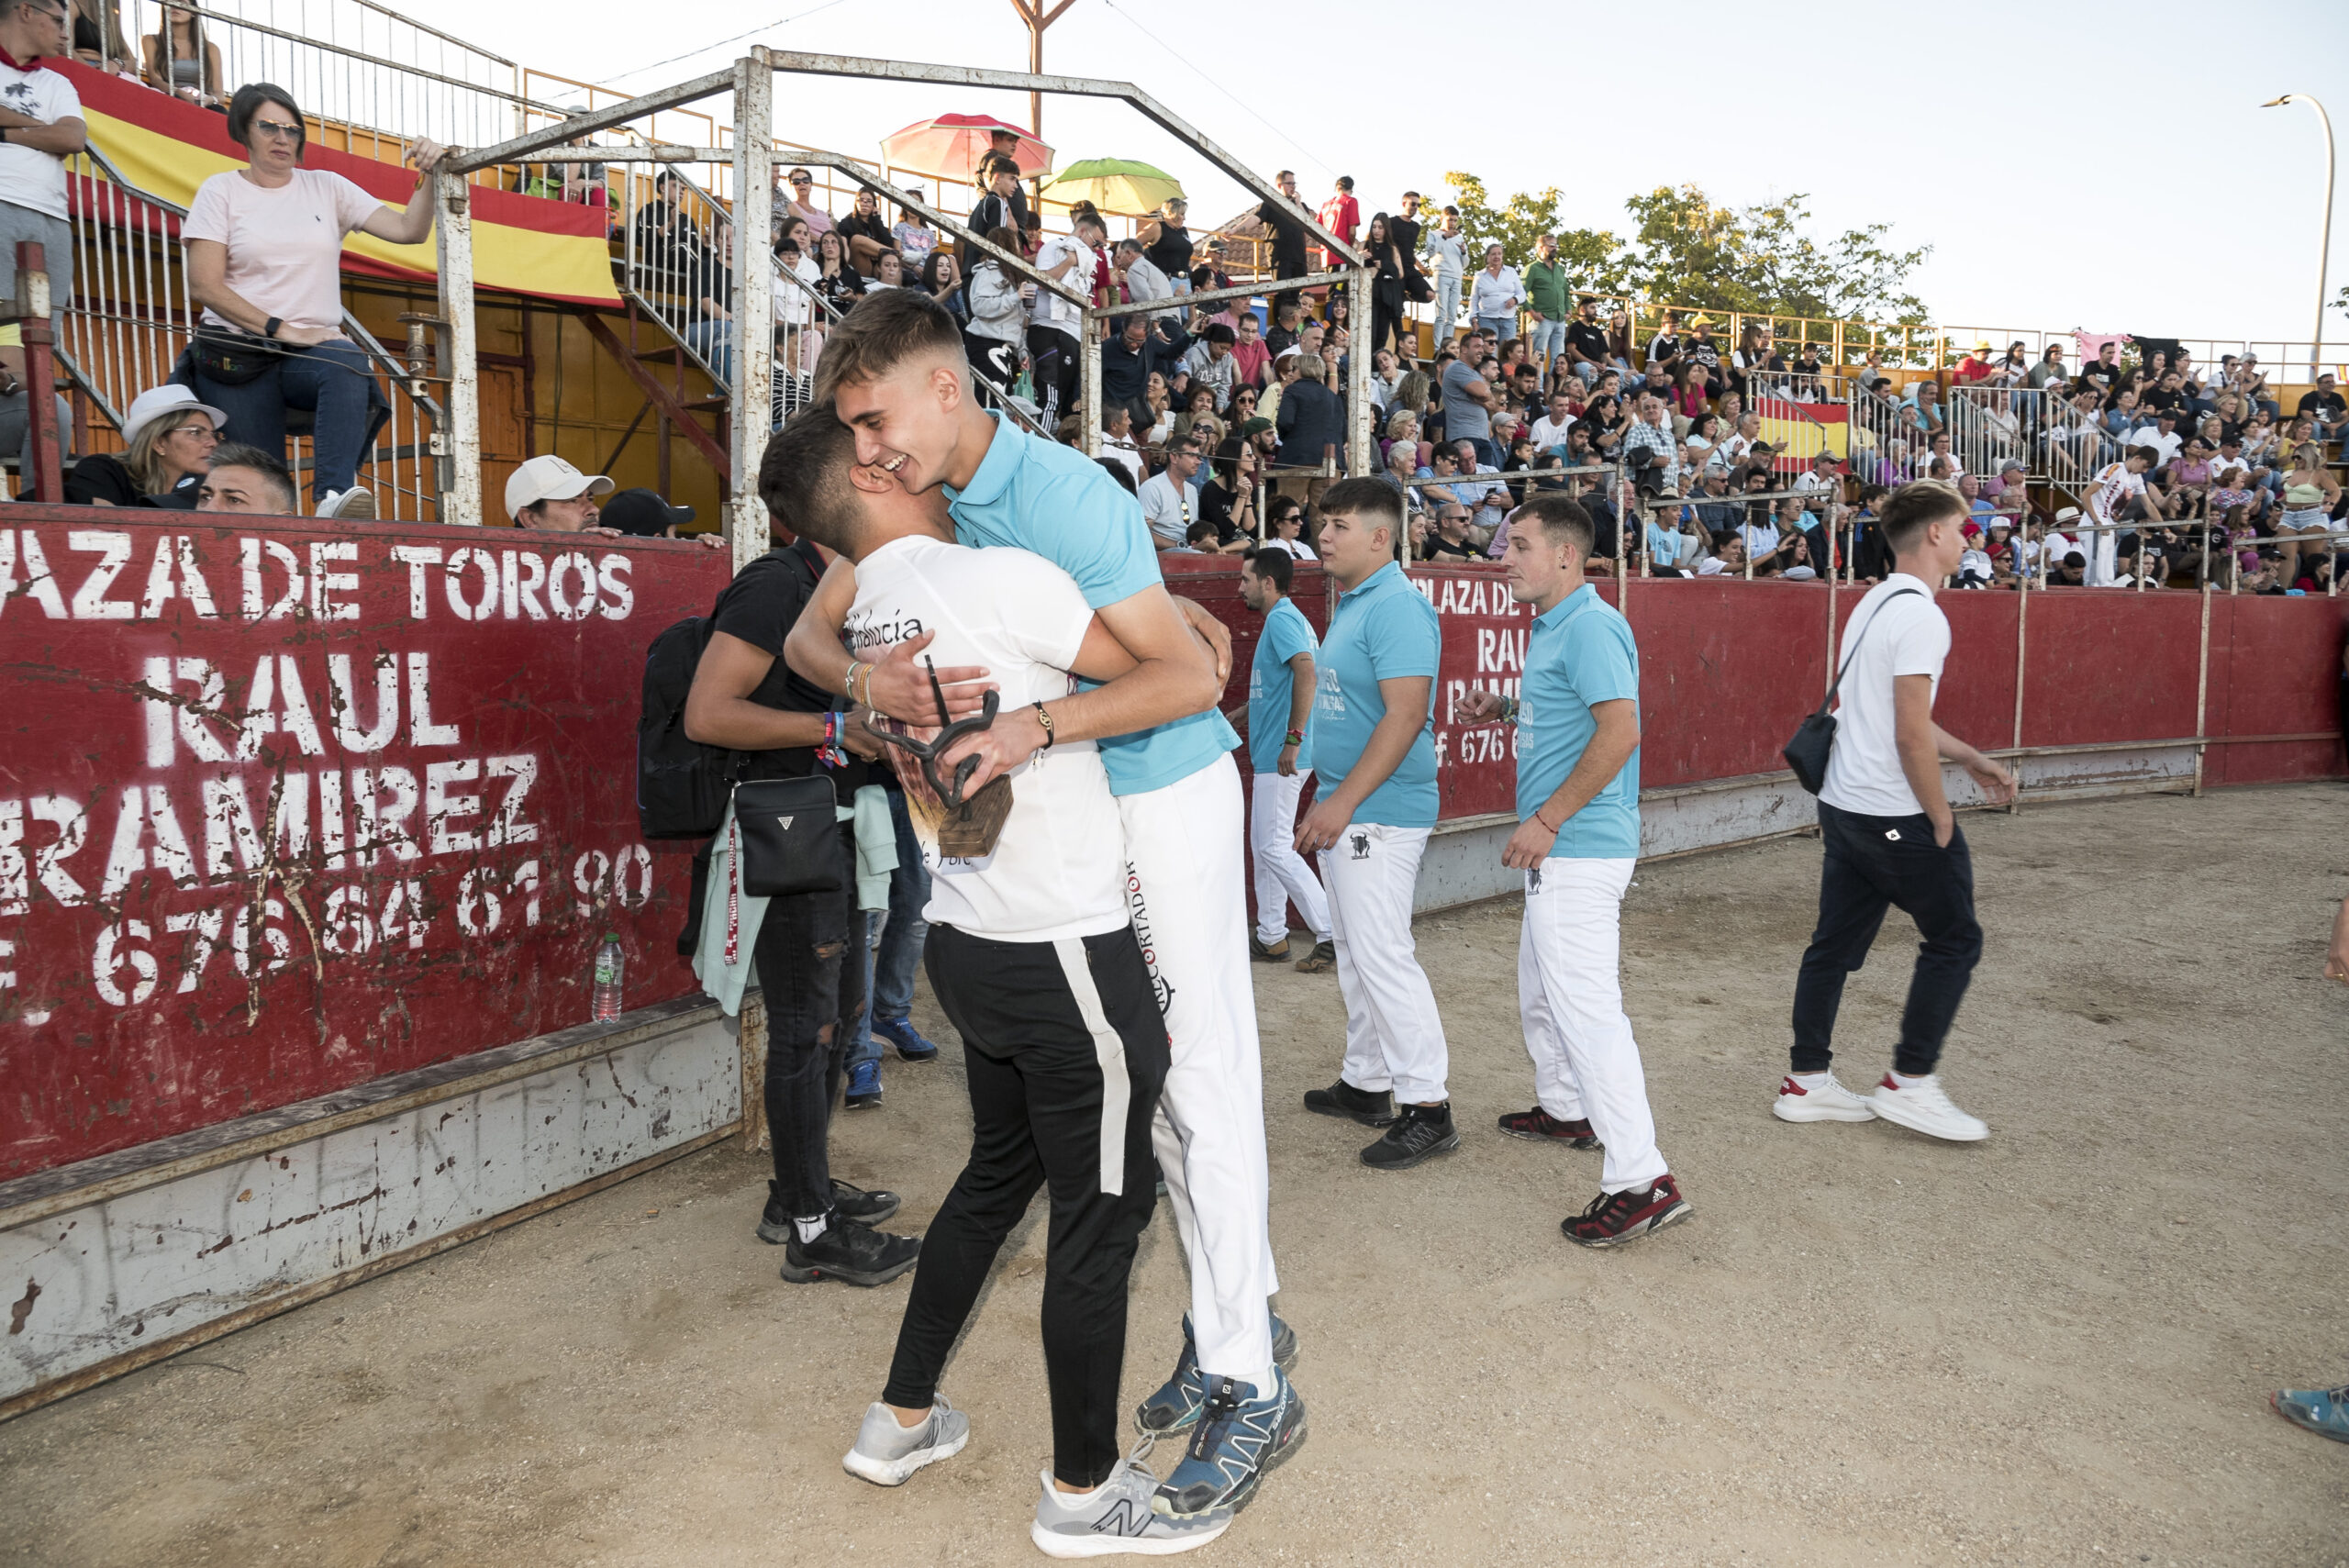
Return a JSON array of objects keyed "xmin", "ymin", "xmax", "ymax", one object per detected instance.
[
  {"xmin": 942, "ymin": 414, "xmax": 1240, "ymax": 796},
  {"xmin": 1312, "ymin": 561, "xmax": 1441, "ymax": 828},
  {"xmin": 1246, "ymin": 596, "xmax": 1317, "ymax": 773},
  {"xmin": 1518, "ymin": 583, "xmax": 1642, "ymax": 859}
]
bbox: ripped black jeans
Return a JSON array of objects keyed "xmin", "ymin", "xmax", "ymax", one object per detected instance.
[{"xmin": 753, "ymin": 823, "xmax": 870, "ymax": 1220}]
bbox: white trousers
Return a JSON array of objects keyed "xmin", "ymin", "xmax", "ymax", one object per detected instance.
[
  {"xmin": 1518, "ymin": 856, "xmax": 1667, "ymax": 1193},
  {"xmin": 2085, "ymin": 521, "xmax": 2119, "ymax": 585},
  {"xmin": 1319, "ymin": 822, "xmax": 1449, "ymax": 1105},
  {"xmin": 1248, "ymin": 770, "xmax": 1331, "ymax": 946},
  {"xmin": 1120, "ymin": 752, "xmax": 1275, "ymax": 1380}
]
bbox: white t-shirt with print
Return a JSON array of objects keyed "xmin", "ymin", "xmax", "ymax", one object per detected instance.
[
  {"xmin": 1030, "ymin": 234, "xmax": 1088, "ymax": 339},
  {"xmin": 0, "ymin": 60, "xmax": 80, "ymax": 219},
  {"xmin": 1820, "ymin": 573, "xmax": 1952, "ymax": 817},
  {"xmin": 184, "ymin": 169, "xmax": 387, "ymax": 332},
  {"xmin": 844, "ymin": 534, "xmax": 1125, "ymax": 943}
]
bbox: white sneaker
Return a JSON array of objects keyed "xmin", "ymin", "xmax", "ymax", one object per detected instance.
[
  {"xmin": 1771, "ymin": 1071, "xmax": 1876, "ymax": 1123},
  {"xmin": 317, "ymin": 486, "xmax": 376, "ymax": 520},
  {"xmin": 1866, "ymin": 1073, "xmax": 1987, "ymax": 1142},
  {"xmin": 841, "ymin": 1395, "xmax": 969, "ymax": 1486},
  {"xmin": 1030, "ymin": 1458, "xmax": 1231, "ymax": 1558}
]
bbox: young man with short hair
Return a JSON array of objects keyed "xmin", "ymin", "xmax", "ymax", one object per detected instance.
[
  {"xmin": 1522, "ymin": 233, "xmax": 1570, "ymax": 379},
  {"xmin": 1460, "ymin": 494, "xmax": 1691, "ymax": 1245},
  {"xmin": 1295, "ymin": 477, "xmax": 1454, "ymax": 1169},
  {"xmin": 2083, "ymin": 446, "xmax": 2157, "ymax": 586},
  {"xmin": 1776, "ymin": 480, "xmax": 2018, "ymax": 1140},
  {"xmin": 194, "ymin": 441, "xmax": 297, "ymax": 514},
  {"xmin": 1233, "ymin": 548, "xmax": 1333, "ymax": 970},
  {"xmin": 790, "ymin": 290, "xmax": 1302, "ymax": 1522},
  {"xmin": 1027, "ymin": 208, "xmax": 1103, "ymax": 426},
  {"xmin": 763, "ymin": 409, "xmax": 1223, "ymax": 1555}
]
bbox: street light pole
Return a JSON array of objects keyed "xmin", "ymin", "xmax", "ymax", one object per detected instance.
[{"xmin": 2262, "ymin": 94, "xmax": 2334, "ymax": 378}]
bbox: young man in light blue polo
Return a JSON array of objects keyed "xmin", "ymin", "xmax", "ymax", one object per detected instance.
[
  {"xmin": 1292, "ymin": 477, "xmax": 1455, "ymax": 1171},
  {"xmin": 1232, "ymin": 546, "xmax": 1333, "ymax": 970},
  {"xmin": 1460, "ymin": 493, "xmax": 1692, "ymax": 1248}
]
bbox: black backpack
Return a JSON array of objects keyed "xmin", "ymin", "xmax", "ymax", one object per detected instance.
[{"xmin": 636, "ymin": 614, "xmax": 739, "ymax": 838}]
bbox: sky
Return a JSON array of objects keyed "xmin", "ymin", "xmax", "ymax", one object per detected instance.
[{"xmin": 409, "ymin": 0, "xmax": 2349, "ymax": 352}]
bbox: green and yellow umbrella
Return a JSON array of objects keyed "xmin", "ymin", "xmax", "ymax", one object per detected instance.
[{"xmin": 1040, "ymin": 158, "xmax": 1185, "ymax": 217}]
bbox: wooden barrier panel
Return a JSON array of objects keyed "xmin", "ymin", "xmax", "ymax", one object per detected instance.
[{"xmin": 0, "ymin": 512, "xmax": 730, "ymax": 1179}]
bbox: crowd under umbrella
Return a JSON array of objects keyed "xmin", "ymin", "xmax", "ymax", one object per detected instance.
[
  {"xmin": 1039, "ymin": 157, "xmax": 1185, "ymax": 217},
  {"xmin": 878, "ymin": 112, "xmax": 1055, "ymax": 182}
]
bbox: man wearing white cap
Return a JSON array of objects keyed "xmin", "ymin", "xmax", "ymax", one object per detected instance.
[{"xmin": 506, "ymin": 454, "xmax": 614, "ymax": 529}]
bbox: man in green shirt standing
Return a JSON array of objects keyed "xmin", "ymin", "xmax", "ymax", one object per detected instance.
[{"xmin": 1523, "ymin": 233, "xmax": 1573, "ymax": 386}]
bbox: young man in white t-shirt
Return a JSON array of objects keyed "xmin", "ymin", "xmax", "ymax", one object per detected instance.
[
  {"xmin": 1026, "ymin": 209, "xmax": 1102, "ymax": 427},
  {"xmin": 2082, "ymin": 446, "xmax": 2157, "ymax": 587},
  {"xmin": 1776, "ymin": 480, "xmax": 2018, "ymax": 1141},
  {"xmin": 762, "ymin": 409, "xmax": 1235, "ymax": 1556}
]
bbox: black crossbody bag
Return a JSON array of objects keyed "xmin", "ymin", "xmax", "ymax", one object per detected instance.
[
  {"xmin": 1783, "ymin": 588, "xmax": 1921, "ymax": 795},
  {"xmin": 731, "ymin": 774, "xmax": 845, "ymax": 897}
]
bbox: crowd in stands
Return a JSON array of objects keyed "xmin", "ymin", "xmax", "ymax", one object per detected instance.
[{"xmin": 730, "ymin": 155, "xmax": 2349, "ymax": 591}]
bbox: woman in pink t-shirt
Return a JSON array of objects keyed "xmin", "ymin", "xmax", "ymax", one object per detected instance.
[{"xmin": 183, "ymin": 82, "xmax": 445, "ymax": 518}]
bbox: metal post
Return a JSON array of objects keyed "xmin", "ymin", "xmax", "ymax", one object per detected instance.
[
  {"xmin": 2261, "ymin": 95, "xmax": 2334, "ymax": 380},
  {"xmin": 1346, "ymin": 261, "xmax": 1374, "ymax": 475},
  {"xmin": 1081, "ymin": 327, "xmax": 1101, "ymax": 457},
  {"xmin": 729, "ymin": 47, "xmax": 775, "ymax": 570},
  {"xmin": 2010, "ymin": 553, "xmax": 2029, "ymax": 812},
  {"xmin": 14, "ymin": 242, "xmax": 58, "ymax": 504},
  {"xmin": 2192, "ymin": 581, "xmax": 2212, "ymax": 796},
  {"xmin": 432, "ymin": 170, "xmax": 481, "ymax": 528}
]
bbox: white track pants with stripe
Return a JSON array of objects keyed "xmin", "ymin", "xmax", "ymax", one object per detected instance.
[
  {"xmin": 1120, "ymin": 752, "xmax": 1276, "ymax": 1381},
  {"xmin": 1518, "ymin": 856, "xmax": 1668, "ymax": 1193}
]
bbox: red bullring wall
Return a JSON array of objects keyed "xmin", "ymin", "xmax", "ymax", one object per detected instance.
[{"xmin": 2, "ymin": 537, "xmax": 2340, "ymax": 1182}]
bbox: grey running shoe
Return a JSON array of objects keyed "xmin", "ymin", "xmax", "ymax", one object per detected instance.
[
  {"xmin": 841, "ymin": 1395, "xmax": 969, "ymax": 1486},
  {"xmin": 1030, "ymin": 1457, "xmax": 1231, "ymax": 1558}
]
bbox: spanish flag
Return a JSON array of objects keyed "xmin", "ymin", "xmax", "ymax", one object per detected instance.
[
  {"xmin": 60, "ymin": 61, "xmax": 619, "ymax": 307},
  {"xmin": 1754, "ymin": 394, "xmax": 1849, "ymax": 473}
]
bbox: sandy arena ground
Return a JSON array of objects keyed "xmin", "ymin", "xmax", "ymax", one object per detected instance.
[{"xmin": 5, "ymin": 785, "xmax": 2346, "ymax": 1567}]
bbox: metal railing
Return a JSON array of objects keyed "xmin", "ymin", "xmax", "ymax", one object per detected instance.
[
  {"xmin": 59, "ymin": 143, "xmax": 444, "ymax": 519},
  {"xmin": 1945, "ymin": 384, "xmax": 2034, "ymax": 481}
]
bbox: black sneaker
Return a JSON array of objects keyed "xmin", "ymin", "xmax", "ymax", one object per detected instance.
[
  {"xmin": 781, "ymin": 1216, "xmax": 920, "ymax": 1286},
  {"xmin": 757, "ymin": 1178, "xmax": 900, "ymax": 1242},
  {"xmin": 1293, "ymin": 940, "xmax": 1336, "ymax": 973},
  {"xmin": 1496, "ymin": 1106, "xmax": 1599, "ymax": 1149},
  {"xmin": 1360, "ymin": 1104, "xmax": 1460, "ymax": 1171},
  {"xmin": 1250, "ymin": 933, "xmax": 1292, "ymax": 962},
  {"xmin": 1303, "ymin": 1078, "xmax": 1398, "ymax": 1127}
]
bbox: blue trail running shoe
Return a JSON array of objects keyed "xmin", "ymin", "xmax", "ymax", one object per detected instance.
[
  {"xmin": 1153, "ymin": 1366, "xmax": 1307, "ymax": 1518},
  {"xmin": 1135, "ymin": 1311, "xmax": 1298, "ymax": 1435},
  {"xmin": 844, "ymin": 1059, "xmax": 882, "ymax": 1109},
  {"xmin": 2272, "ymin": 1382, "xmax": 2349, "ymax": 1441},
  {"xmin": 873, "ymin": 1013, "xmax": 940, "ymax": 1063}
]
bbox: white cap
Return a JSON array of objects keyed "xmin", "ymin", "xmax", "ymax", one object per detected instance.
[
  {"xmin": 505, "ymin": 454, "xmax": 613, "ymax": 519},
  {"xmin": 123, "ymin": 384, "xmax": 227, "ymax": 449}
]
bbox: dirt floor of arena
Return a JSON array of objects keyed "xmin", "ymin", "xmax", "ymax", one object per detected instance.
[{"xmin": 6, "ymin": 785, "xmax": 2346, "ymax": 1567}]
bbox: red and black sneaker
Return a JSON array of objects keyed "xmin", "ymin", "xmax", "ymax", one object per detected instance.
[
  {"xmin": 1496, "ymin": 1106, "xmax": 1599, "ymax": 1149},
  {"xmin": 1561, "ymin": 1173, "xmax": 1693, "ymax": 1249}
]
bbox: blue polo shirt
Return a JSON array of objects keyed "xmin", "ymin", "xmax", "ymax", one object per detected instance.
[
  {"xmin": 1246, "ymin": 595, "xmax": 1317, "ymax": 773},
  {"xmin": 1313, "ymin": 561, "xmax": 1440, "ymax": 828},
  {"xmin": 1519, "ymin": 584, "xmax": 1641, "ymax": 859},
  {"xmin": 943, "ymin": 413, "xmax": 1239, "ymax": 795}
]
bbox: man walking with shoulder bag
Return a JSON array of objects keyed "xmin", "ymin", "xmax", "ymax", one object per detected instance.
[{"xmin": 1775, "ymin": 480, "xmax": 2017, "ymax": 1140}]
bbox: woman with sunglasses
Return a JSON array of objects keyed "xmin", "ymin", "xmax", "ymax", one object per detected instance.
[
  {"xmin": 184, "ymin": 82, "xmax": 444, "ymax": 518},
  {"xmin": 66, "ymin": 384, "xmax": 223, "ymax": 507}
]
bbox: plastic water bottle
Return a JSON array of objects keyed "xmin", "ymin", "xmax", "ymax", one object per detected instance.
[{"xmin": 592, "ymin": 933, "xmax": 624, "ymax": 1021}]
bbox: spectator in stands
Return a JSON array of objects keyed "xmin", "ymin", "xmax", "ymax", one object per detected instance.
[
  {"xmin": 1419, "ymin": 503, "xmax": 1485, "ymax": 562},
  {"xmin": 959, "ymin": 224, "xmax": 1025, "ymax": 399},
  {"xmin": 504, "ymin": 454, "xmax": 613, "ymax": 530},
  {"xmin": 780, "ymin": 167, "xmax": 832, "ymax": 235},
  {"xmin": 2277, "ymin": 443, "xmax": 2343, "ymax": 584},
  {"xmin": 1023, "ymin": 207, "xmax": 1099, "ymax": 426},
  {"xmin": 1097, "ymin": 404, "xmax": 1143, "ymax": 488},
  {"xmin": 1440, "ymin": 337, "xmax": 1498, "ymax": 469},
  {"xmin": 2128, "ymin": 405, "xmax": 2183, "ymax": 467},
  {"xmin": 1112, "ymin": 237, "xmax": 1174, "ymax": 322},
  {"xmin": 1139, "ymin": 433, "xmax": 1203, "ymax": 550},
  {"xmin": 1263, "ymin": 494, "xmax": 1315, "ymax": 560},
  {"xmin": 890, "ymin": 187, "xmax": 936, "ymax": 272},
  {"xmin": 1255, "ymin": 168, "xmax": 1310, "ymax": 293},
  {"xmin": 1901, "ymin": 379, "xmax": 1944, "ymax": 443},
  {"xmin": 1468, "ymin": 244, "xmax": 1520, "ymax": 342},
  {"xmin": 1560, "ymin": 296, "xmax": 1609, "ymax": 388},
  {"xmin": 1181, "ymin": 322, "xmax": 1237, "ymax": 409},
  {"xmin": 139, "ymin": 1, "xmax": 220, "ymax": 106},
  {"xmin": 64, "ymin": 384, "xmax": 218, "ymax": 507},
  {"xmin": 1226, "ymin": 308, "xmax": 1272, "ymax": 391},
  {"xmin": 961, "ymin": 160, "xmax": 1022, "ymax": 268},
  {"xmin": 193, "ymin": 439, "xmax": 295, "ymax": 513},
  {"xmin": 2299, "ymin": 373, "xmax": 2346, "ymax": 439},
  {"xmin": 2026, "ymin": 343, "xmax": 2067, "ymax": 390},
  {"xmin": 1420, "ymin": 205, "xmax": 1467, "ymax": 339},
  {"xmin": 601, "ymin": 487, "xmax": 712, "ymax": 542},
  {"xmin": 1621, "ymin": 394, "xmax": 1678, "ymax": 497},
  {"xmin": 1276, "ymin": 352, "xmax": 1346, "ymax": 472},
  {"xmin": 183, "ymin": 83, "xmax": 441, "ymax": 520},
  {"xmin": 0, "ymin": 0, "xmax": 84, "ymax": 472},
  {"xmin": 1201, "ymin": 435, "xmax": 1262, "ymax": 545}
]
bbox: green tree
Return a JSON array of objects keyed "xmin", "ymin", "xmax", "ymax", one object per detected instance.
[
  {"xmin": 1431, "ymin": 175, "xmax": 1932, "ymax": 326},
  {"xmin": 1440, "ymin": 171, "xmax": 1624, "ymax": 293},
  {"xmin": 1616, "ymin": 184, "xmax": 1931, "ymax": 324}
]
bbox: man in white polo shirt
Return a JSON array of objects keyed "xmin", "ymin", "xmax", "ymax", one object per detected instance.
[
  {"xmin": 1775, "ymin": 480, "xmax": 2017, "ymax": 1140},
  {"xmin": 1140, "ymin": 434, "xmax": 1204, "ymax": 550}
]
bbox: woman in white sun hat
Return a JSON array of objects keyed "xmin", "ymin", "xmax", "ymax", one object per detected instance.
[{"xmin": 65, "ymin": 384, "xmax": 225, "ymax": 507}]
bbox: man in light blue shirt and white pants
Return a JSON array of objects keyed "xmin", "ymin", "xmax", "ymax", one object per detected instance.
[
  {"xmin": 1232, "ymin": 545, "xmax": 1332, "ymax": 967},
  {"xmin": 1460, "ymin": 493, "xmax": 1693, "ymax": 1248},
  {"xmin": 1292, "ymin": 477, "xmax": 1456, "ymax": 1171}
]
